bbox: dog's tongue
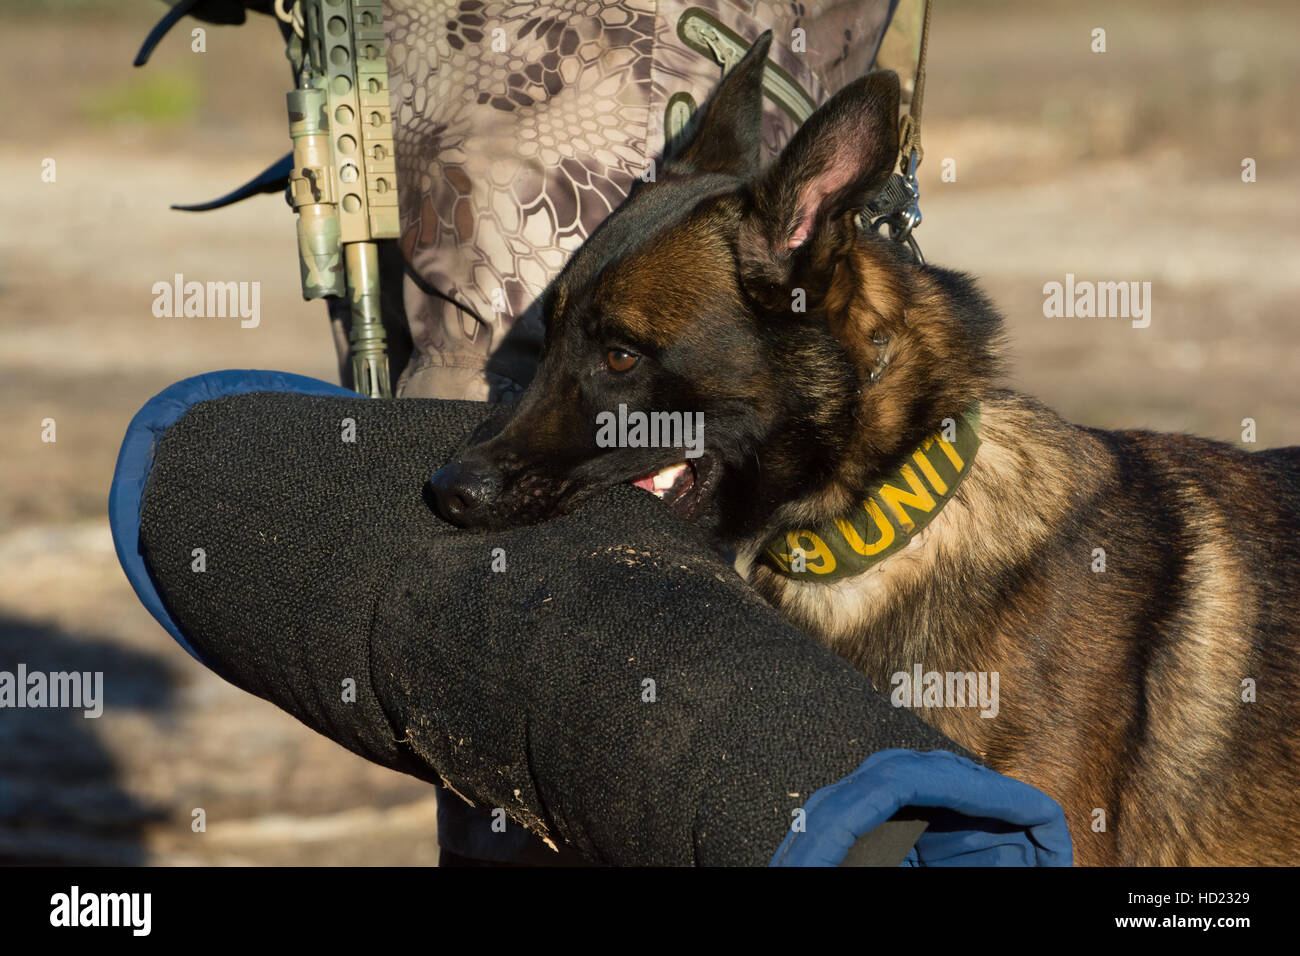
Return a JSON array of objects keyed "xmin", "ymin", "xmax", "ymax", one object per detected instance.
[{"xmin": 631, "ymin": 462, "xmax": 688, "ymax": 498}]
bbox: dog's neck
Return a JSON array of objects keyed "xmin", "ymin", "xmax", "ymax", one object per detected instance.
[
  {"xmin": 731, "ymin": 241, "xmax": 1003, "ymax": 555},
  {"xmin": 756, "ymin": 403, "xmax": 983, "ymax": 581},
  {"xmin": 730, "ymin": 240, "xmax": 1112, "ymax": 690},
  {"xmin": 735, "ymin": 394, "xmax": 1107, "ymax": 685}
]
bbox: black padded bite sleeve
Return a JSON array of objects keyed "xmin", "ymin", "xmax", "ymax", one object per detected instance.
[{"xmin": 139, "ymin": 392, "xmax": 967, "ymax": 865}]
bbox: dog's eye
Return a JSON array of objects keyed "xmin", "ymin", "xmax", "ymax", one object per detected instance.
[{"xmin": 606, "ymin": 349, "xmax": 639, "ymax": 373}]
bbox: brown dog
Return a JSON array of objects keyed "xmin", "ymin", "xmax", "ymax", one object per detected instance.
[{"xmin": 429, "ymin": 33, "xmax": 1300, "ymax": 865}]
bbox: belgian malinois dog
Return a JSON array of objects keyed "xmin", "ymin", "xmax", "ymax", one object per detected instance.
[{"xmin": 429, "ymin": 33, "xmax": 1300, "ymax": 866}]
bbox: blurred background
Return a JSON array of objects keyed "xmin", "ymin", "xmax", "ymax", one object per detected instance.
[{"xmin": 0, "ymin": 0, "xmax": 1296, "ymax": 864}]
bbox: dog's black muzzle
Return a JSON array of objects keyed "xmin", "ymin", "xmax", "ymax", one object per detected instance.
[{"xmin": 427, "ymin": 459, "xmax": 502, "ymax": 527}]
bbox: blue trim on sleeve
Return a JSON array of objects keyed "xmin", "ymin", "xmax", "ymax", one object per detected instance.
[
  {"xmin": 108, "ymin": 370, "xmax": 361, "ymax": 665},
  {"xmin": 770, "ymin": 749, "xmax": 1073, "ymax": 867}
]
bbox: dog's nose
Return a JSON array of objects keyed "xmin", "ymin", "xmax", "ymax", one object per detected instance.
[{"xmin": 428, "ymin": 460, "xmax": 498, "ymax": 526}]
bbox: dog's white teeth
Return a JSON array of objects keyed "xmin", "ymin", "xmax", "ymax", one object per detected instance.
[
  {"xmin": 632, "ymin": 462, "xmax": 689, "ymax": 499},
  {"xmin": 653, "ymin": 463, "xmax": 688, "ymax": 492}
]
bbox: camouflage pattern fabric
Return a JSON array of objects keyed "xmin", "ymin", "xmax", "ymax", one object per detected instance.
[{"xmin": 382, "ymin": 0, "xmax": 897, "ymax": 400}]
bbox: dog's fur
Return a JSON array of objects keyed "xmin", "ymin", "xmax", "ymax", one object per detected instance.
[{"xmin": 429, "ymin": 34, "xmax": 1300, "ymax": 865}]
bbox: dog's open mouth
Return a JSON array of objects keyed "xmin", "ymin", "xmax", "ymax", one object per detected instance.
[{"xmin": 628, "ymin": 456, "xmax": 718, "ymax": 520}]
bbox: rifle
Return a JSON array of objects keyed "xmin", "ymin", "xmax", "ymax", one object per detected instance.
[
  {"xmin": 282, "ymin": 0, "xmax": 399, "ymax": 397},
  {"xmin": 136, "ymin": 0, "xmax": 400, "ymax": 398}
]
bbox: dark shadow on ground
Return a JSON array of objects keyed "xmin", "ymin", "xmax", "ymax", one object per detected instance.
[{"xmin": 0, "ymin": 614, "xmax": 175, "ymax": 864}]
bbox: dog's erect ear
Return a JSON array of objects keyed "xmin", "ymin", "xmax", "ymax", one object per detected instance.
[
  {"xmin": 663, "ymin": 31, "xmax": 772, "ymax": 178},
  {"xmin": 739, "ymin": 70, "xmax": 900, "ymax": 305}
]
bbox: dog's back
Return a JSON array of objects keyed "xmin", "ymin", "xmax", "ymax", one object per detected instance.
[
  {"xmin": 1078, "ymin": 430, "xmax": 1300, "ymax": 864},
  {"xmin": 751, "ymin": 388, "xmax": 1300, "ymax": 865}
]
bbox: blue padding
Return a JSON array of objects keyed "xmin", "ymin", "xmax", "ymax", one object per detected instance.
[
  {"xmin": 771, "ymin": 749, "xmax": 1073, "ymax": 867},
  {"xmin": 108, "ymin": 370, "xmax": 361, "ymax": 664}
]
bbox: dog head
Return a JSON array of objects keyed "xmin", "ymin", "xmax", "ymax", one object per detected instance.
[{"xmin": 429, "ymin": 31, "xmax": 1002, "ymax": 546}]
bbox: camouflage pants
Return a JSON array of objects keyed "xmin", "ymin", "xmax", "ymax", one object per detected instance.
[{"xmin": 363, "ymin": 0, "xmax": 900, "ymax": 402}]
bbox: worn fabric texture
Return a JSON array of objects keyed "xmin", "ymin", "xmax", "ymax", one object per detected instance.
[
  {"xmin": 137, "ymin": 390, "xmax": 969, "ymax": 865},
  {"xmin": 384, "ymin": 0, "xmax": 896, "ymax": 400}
]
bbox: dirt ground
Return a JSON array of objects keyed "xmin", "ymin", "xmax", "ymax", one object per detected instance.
[{"xmin": 0, "ymin": 0, "xmax": 1297, "ymax": 865}]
